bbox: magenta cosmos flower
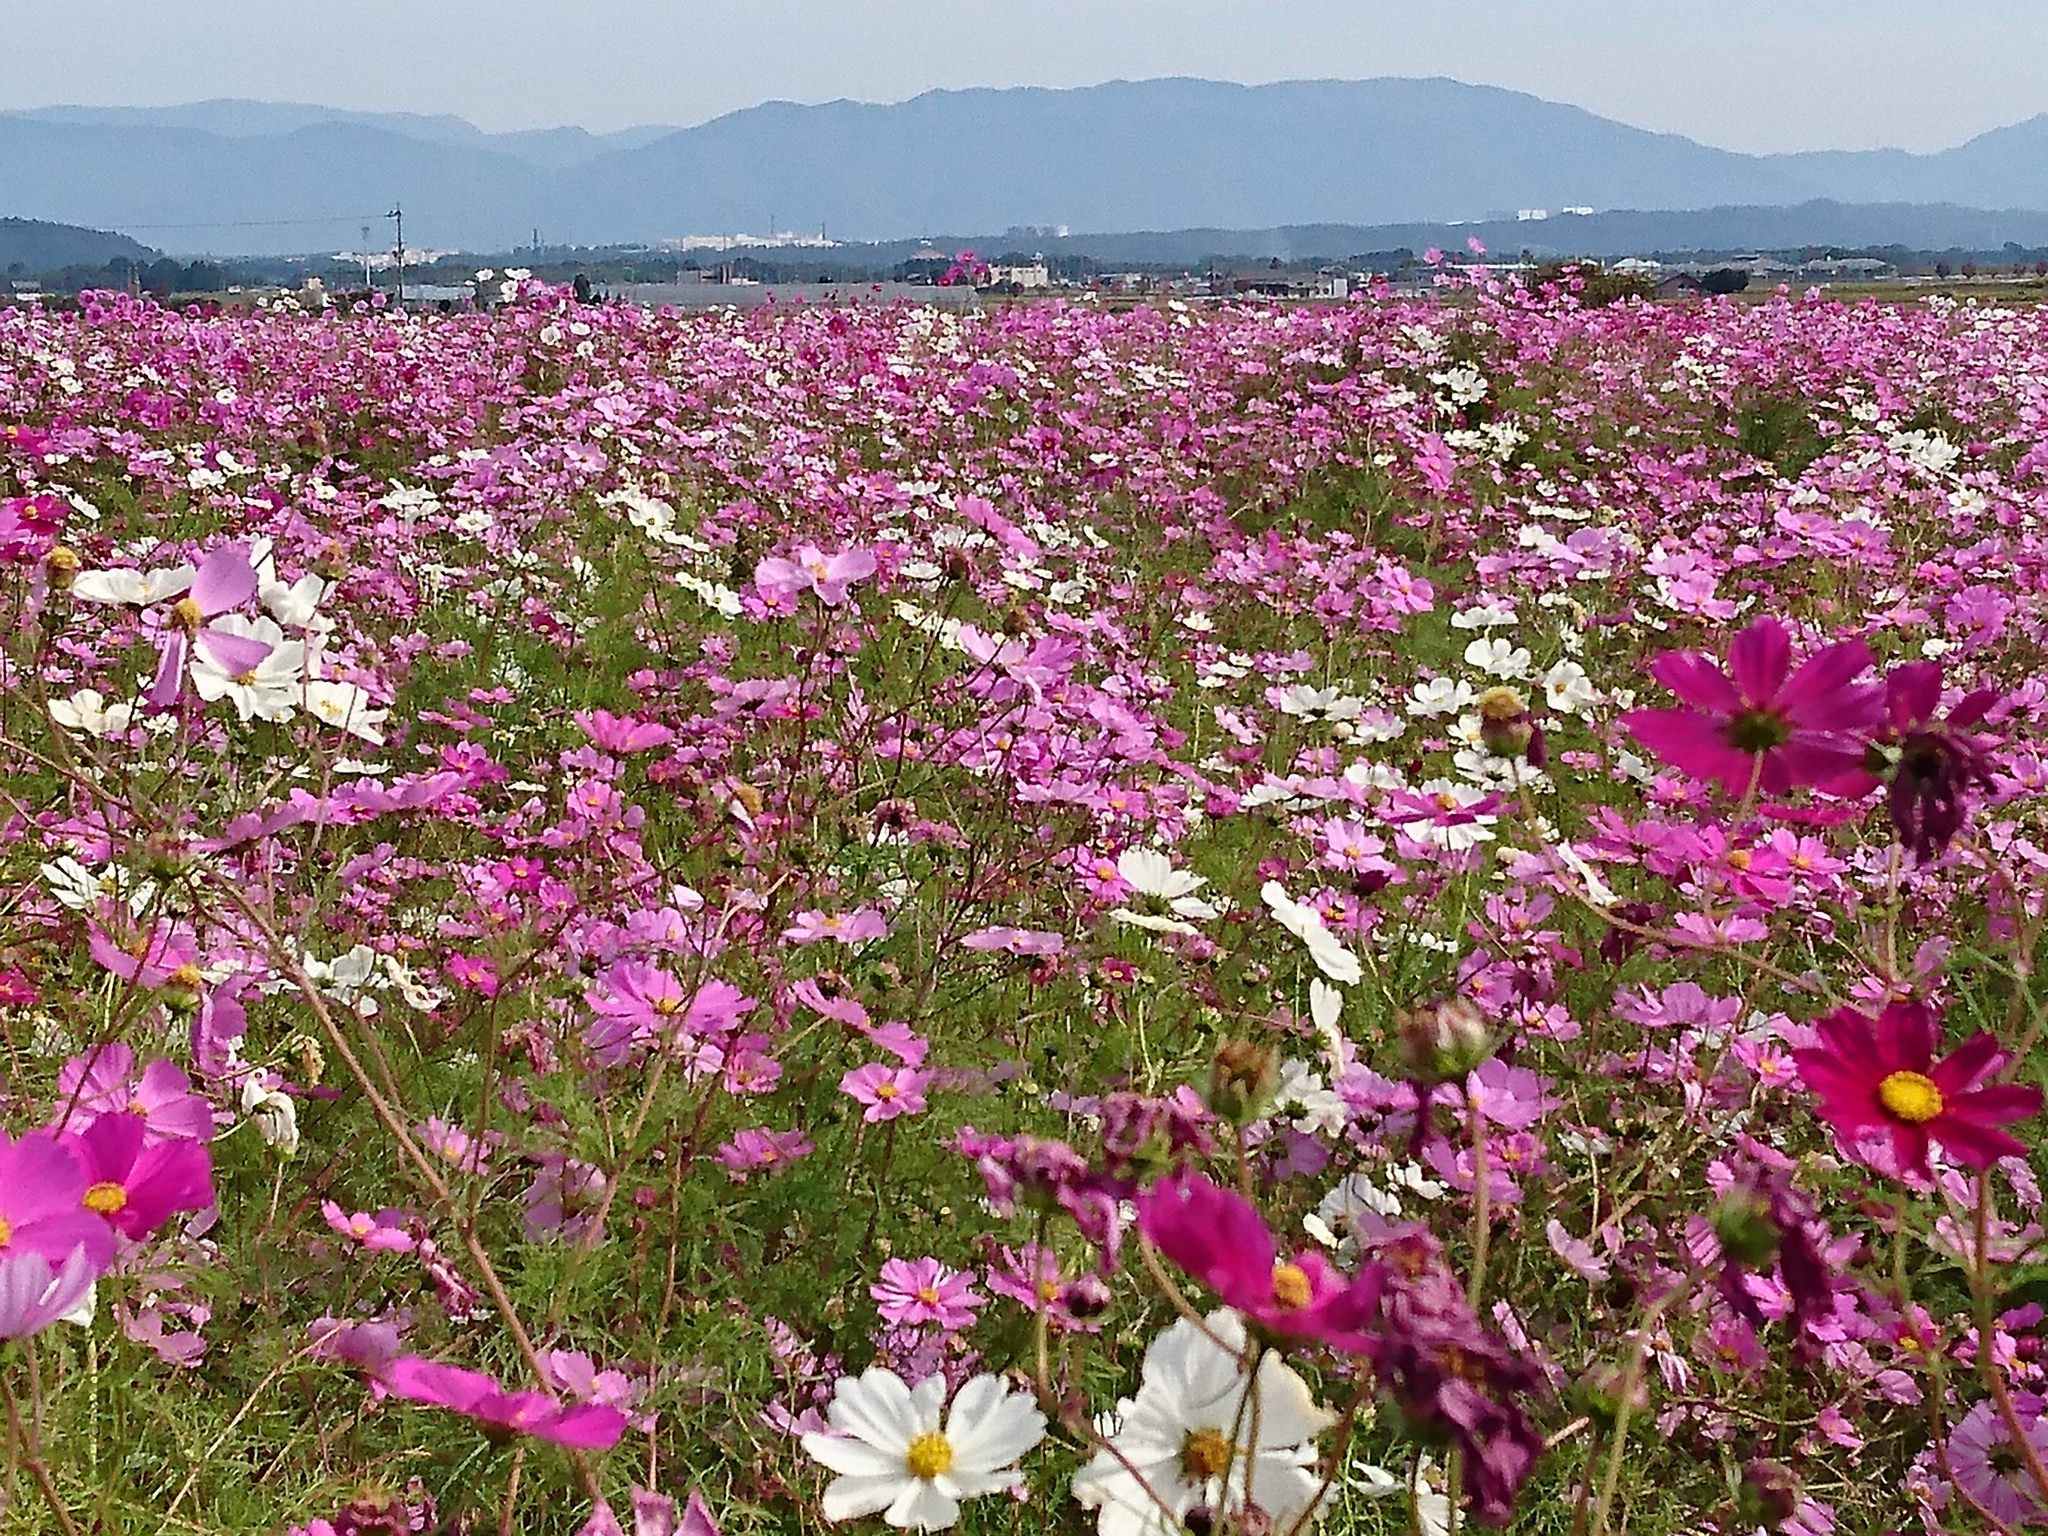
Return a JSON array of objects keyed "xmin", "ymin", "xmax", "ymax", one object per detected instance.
[
  {"xmin": 1623, "ymin": 617, "xmax": 1882, "ymax": 795},
  {"xmin": 70, "ymin": 1114, "xmax": 215, "ymax": 1241},
  {"xmin": 1791, "ymin": 1000, "xmax": 2041, "ymax": 1181},
  {"xmin": 0, "ymin": 1132, "xmax": 116, "ymax": 1270},
  {"xmin": 381, "ymin": 1356, "xmax": 628, "ymax": 1448},
  {"xmin": 1138, "ymin": 1171, "xmax": 1383, "ymax": 1352}
]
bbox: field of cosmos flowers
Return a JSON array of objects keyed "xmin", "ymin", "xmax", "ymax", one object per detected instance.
[{"xmin": 3, "ymin": 265, "xmax": 2048, "ymax": 1536}]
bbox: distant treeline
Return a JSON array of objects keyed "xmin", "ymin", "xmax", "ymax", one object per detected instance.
[{"xmin": 25, "ymin": 255, "xmax": 252, "ymax": 296}]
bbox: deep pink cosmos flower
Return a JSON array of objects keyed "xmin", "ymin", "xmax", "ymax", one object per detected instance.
[
  {"xmin": 1623, "ymin": 617, "xmax": 1882, "ymax": 795},
  {"xmin": 754, "ymin": 544, "xmax": 876, "ymax": 607},
  {"xmin": 0, "ymin": 1132, "xmax": 116, "ymax": 1269},
  {"xmin": 1791, "ymin": 1000, "xmax": 2041, "ymax": 1181},
  {"xmin": 1137, "ymin": 1171, "xmax": 1383, "ymax": 1352},
  {"xmin": 871, "ymin": 1257, "xmax": 985, "ymax": 1330},
  {"xmin": 71, "ymin": 1114, "xmax": 215, "ymax": 1241},
  {"xmin": 381, "ymin": 1356, "xmax": 628, "ymax": 1448}
]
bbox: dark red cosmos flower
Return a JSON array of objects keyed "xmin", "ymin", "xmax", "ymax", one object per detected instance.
[
  {"xmin": 1136, "ymin": 1171, "xmax": 1383, "ymax": 1352},
  {"xmin": 1791, "ymin": 1000, "xmax": 2041, "ymax": 1181},
  {"xmin": 1830, "ymin": 661, "xmax": 2001, "ymax": 861},
  {"xmin": 1623, "ymin": 618, "xmax": 1883, "ymax": 796}
]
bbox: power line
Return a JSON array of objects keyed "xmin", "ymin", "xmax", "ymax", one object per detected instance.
[{"xmin": 98, "ymin": 214, "xmax": 391, "ymax": 232}]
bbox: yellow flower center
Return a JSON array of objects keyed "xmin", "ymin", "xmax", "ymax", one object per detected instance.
[
  {"xmin": 916, "ymin": 1285, "xmax": 941, "ymax": 1305},
  {"xmin": 875, "ymin": 1083, "xmax": 900, "ymax": 1100},
  {"xmin": 1180, "ymin": 1426, "xmax": 1235, "ymax": 1481},
  {"xmin": 84, "ymin": 1181, "xmax": 129, "ymax": 1215},
  {"xmin": 1435, "ymin": 791, "xmax": 1460, "ymax": 811},
  {"xmin": 653, "ymin": 996, "xmax": 682, "ymax": 1015},
  {"xmin": 0, "ymin": 1214, "xmax": 12, "ymax": 1247},
  {"xmin": 1036, "ymin": 1279, "xmax": 1061, "ymax": 1303},
  {"xmin": 170, "ymin": 596, "xmax": 205, "ymax": 634},
  {"xmin": 1271, "ymin": 1262, "xmax": 1314, "ymax": 1309},
  {"xmin": 1878, "ymin": 1070, "xmax": 1945, "ymax": 1124},
  {"xmin": 1726, "ymin": 849, "xmax": 1752, "ymax": 871},
  {"xmin": 168, "ymin": 963, "xmax": 204, "ymax": 990},
  {"xmin": 904, "ymin": 1429, "xmax": 954, "ymax": 1481}
]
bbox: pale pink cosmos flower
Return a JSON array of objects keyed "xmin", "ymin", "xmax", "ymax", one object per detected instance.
[
  {"xmin": 754, "ymin": 544, "xmax": 877, "ymax": 607},
  {"xmin": 959, "ymin": 926, "xmax": 1065, "ymax": 957},
  {"xmin": 840, "ymin": 1063, "xmax": 932, "ymax": 1122},
  {"xmin": 784, "ymin": 908, "xmax": 889, "ymax": 946},
  {"xmin": 141, "ymin": 545, "xmax": 275, "ymax": 708},
  {"xmin": 0, "ymin": 1245, "xmax": 102, "ymax": 1340},
  {"xmin": 871, "ymin": 1257, "xmax": 985, "ymax": 1330}
]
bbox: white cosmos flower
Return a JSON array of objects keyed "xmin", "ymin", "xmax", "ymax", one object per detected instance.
[
  {"xmin": 70, "ymin": 562, "xmax": 195, "ymax": 606},
  {"xmin": 1110, "ymin": 849, "xmax": 1220, "ymax": 935},
  {"xmin": 191, "ymin": 615, "xmax": 305, "ymax": 722},
  {"xmin": 801, "ymin": 1368, "xmax": 1045, "ymax": 1531},
  {"xmin": 1273, "ymin": 684, "xmax": 1364, "ymax": 723},
  {"xmin": 301, "ymin": 680, "xmax": 389, "ymax": 745},
  {"xmin": 1260, "ymin": 882, "xmax": 1362, "ymax": 985},
  {"xmin": 1449, "ymin": 601, "xmax": 1519, "ymax": 630},
  {"xmin": 1071, "ymin": 1309, "xmax": 1334, "ymax": 1536},
  {"xmin": 1406, "ymin": 677, "xmax": 1475, "ymax": 718},
  {"xmin": 47, "ymin": 688, "xmax": 137, "ymax": 737},
  {"xmin": 241, "ymin": 1078, "xmax": 300, "ymax": 1155},
  {"xmin": 1462, "ymin": 637, "xmax": 1532, "ymax": 679},
  {"xmin": 1541, "ymin": 658, "xmax": 1598, "ymax": 714}
]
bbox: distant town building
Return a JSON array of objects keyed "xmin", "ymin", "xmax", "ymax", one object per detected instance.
[
  {"xmin": 1517, "ymin": 209, "xmax": 1549, "ymax": 222},
  {"xmin": 1560, "ymin": 206, "xmax": 1596, "ymax": 217},
  {"xmin": 660, "ymin": 232, "xmax": 840, "ymax": 252},
  {"xmin": 988, "ymin": 262, "xmax": 1050, "ymax": 290}
]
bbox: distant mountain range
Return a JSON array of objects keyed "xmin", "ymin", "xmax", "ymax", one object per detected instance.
[{"xmin": 6, "ymin": 78, "xmax": 2048, "ymax": 256}]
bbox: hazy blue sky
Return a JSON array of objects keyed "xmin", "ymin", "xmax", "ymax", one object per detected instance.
[{"xmin": 2, "ymin": 0, "xmax": 2039, "ymax": 155}]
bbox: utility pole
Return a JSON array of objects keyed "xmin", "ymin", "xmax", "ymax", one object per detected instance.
[
  {"xmin": 387, "ymin": 205, "xmax": 404, "ymax": 304},
  {"xmin": 360, "ymin": 225, "xmax": 373, "ymax": 292}
]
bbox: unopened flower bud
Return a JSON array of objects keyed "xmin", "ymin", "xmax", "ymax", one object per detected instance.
[
  {"xmin": 45, "ymin": 545, "xmax": 82, "ymax": 591},
  {"xmin": 1573, "ymin": 1359, "xmax": 1651, "ymax": 1431},
  {"xmin": 1736, "ymin": 1459, "xmax": 1802, "ymax": 1531},
  {"xmin": 1206, "ymin": 1039, "xmax": 1279, "ymax": 1125},
  {"xmin": 1710, "ymin": 1184, "xmax": 1783, "ymax": 1270},
  {"xmin": 160, "ymin": 963, "xmax": 205, "ymax": 1013},
  {"xmin": 1396, "ymin": 996, "xmax": 1493, "ymax": 1085},
  {"xmin": 1477, "ymin": 685, "xmax": 1547, "ymax": 767}
]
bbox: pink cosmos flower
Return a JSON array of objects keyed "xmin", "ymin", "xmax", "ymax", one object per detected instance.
[
  {"xmin": 1622, "ymin": 617, "xmax": 1883, "ymax": 795},
  {"xmin": 1137, "ymin": 1171, "xmax": 1383, "ymax": 1352},
  {"xmin": 0, "ymin": 1245, "xmax": 101, "ymax": 1340},
  {"xmin": 72, "ymin": 1114, "xmax": 215, "ymax": 1241},
  {"xmin": 0, "ymin": 1132, "xmax": 116, "ymax": 1269},
  {"xmin": 716, "ymin": 1127, "xmax": 814, "ymax": 1181},
  {"xmin": 871, "ymin": 1257, "xmax": 986, "ymax": 1330},
  {"xmin": 578, "ymin": 1487, "xmax": 723, "ymax": 1536},
  {"xmin": 783, "ymin": 908, "xmax": 889, "ymax": 945},
  {"xmin": 960, "ymin": 926, "xmax": 1066, "ymax": 957},
  {"xmin": 1792, "ymin": 1000, "xmax": 2041, "ymax": 1181},
  {"xmin": 753, "ymin": 544, "xmax": 877, "ymax": 607},
  {"xmin": 53, "ymin": 1043, "xmax": 215, "ymax": 1142},
  {"xmin": 574, "ymin": 708, "xmax": 676, "ymax": 754},
  {"xmin": 146, "ymin": 545, "xmax": 275, "ymax": 708},
  {"xmin": 321, "ymin": 1201, "xmax": 419, "ymax": 1253},
  {"xmin": 840, "ymin": 1063, "xmax": 932, "ymax": 1122},
  {"xmin": 381, "ymin": 1355, "xmax": 628, "ymax": 1448}
]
